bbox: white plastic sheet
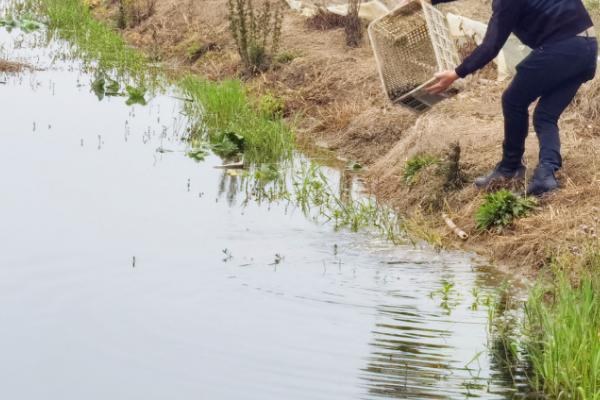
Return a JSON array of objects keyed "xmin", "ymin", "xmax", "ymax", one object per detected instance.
[
  {"xmin": 285, "ymin": 0, "xmax": 532, "ymax": 79},
  {"xmin": 446, "ymin": 13, "xmax": 531, "ymax": 80}
]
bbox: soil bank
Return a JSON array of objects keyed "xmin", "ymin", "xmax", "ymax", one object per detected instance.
[{"xmin": 89, "ymin": 0, "xmax": 600, "ymax": 277}]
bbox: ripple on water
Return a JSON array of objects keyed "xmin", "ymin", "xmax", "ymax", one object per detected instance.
[{"xmin": 0, "ymin": 21, "xmax": 530, "ymax": 400}]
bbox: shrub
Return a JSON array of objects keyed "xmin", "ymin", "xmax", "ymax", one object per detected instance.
[
  {"xmin": 475, "ymin": 189, "xmax": 536, "ymax": 231},
  {"xmin": 226, "ymin": 0, "xmax": 283, "ymax": 73},
  {"xmin": 403, "ymin": 154, "xmax": 439, "ymax": 184},
  {"xmin": 345, "ymin": 0, "xmax": 362, "ymax": 47}
]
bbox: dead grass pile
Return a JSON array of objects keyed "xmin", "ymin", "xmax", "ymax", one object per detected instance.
[
  {"xmin": 116, "ymin": 0, "xmax": 156, "ymax": 28},
  {"xmin": 368, "ymin": 82, "xmax": 507, "ymax": 188},
  {"xmin": 572, "ymin": 74, "xmax": 600, "ymax": 126},
  {"xmin": 99, "ymin": 0, "xmax": 232, "ymax": 68},
  {"xmin": 304, "ymin": 8, "xmax": 346, "ymax": 30},
  {"xmin": 328, "ymin": 107, "xmax": 416, "ymax": 164}
]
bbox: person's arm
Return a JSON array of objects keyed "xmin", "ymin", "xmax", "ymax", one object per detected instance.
[
  {"xmin": 427, "ymin": 0, "xmax": 522, "ymax": 94},
  {"xmin": 455, "ymin": 0, "xmax": 521, "ymax": 77}
]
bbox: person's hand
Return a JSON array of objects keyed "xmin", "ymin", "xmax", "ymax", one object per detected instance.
[{"xmin": 425, "ymin": 70, "xmax": 459, "ymax": 94}]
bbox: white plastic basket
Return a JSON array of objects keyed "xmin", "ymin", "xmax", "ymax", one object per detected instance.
[{"xmin": 368, "ymin": 0, "xmax": 460, "ymax": 112}]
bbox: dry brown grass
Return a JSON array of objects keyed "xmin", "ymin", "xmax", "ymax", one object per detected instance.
[
  {"xmin": 305, "ymin": 8, "xmax": 346, "ymax": 30},
  {"xmin": 572, "ymin": 74, "xmax": 600, "ymax": 124},
  {"xmin": 345, "ymin": 0, "xmax": 362, "ymax": 47},
  {"xmin": 0, "ymin": 59, "xmax": 28, "ymax": 73},
  {"xmin": 365, "ymin": 72, "xmax": 600, "ymax": 274}
]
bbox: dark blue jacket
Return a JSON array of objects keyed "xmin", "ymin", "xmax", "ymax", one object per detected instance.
[{"xmin": 433, "ymin": 0, "xmax": 594, "ymax": 77}]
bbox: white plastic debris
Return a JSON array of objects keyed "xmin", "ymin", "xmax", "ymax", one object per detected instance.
[{"xmin": 446, "ymin": 13, "xmax": 531, "ymax": 80}]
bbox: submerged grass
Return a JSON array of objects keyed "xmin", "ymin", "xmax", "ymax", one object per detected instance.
[{"xmin": 234, "ymin": 160, "xmax": 406, "ymax": 242}]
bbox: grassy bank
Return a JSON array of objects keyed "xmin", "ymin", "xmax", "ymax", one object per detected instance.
[
  {"xmin": 22, "ymin": 0, "xmax": 146, "ymax": 76},
  {"xmin": 180, "ymin": 76, "xmax": 293, "ymax": 164},
  {"xmin": 14, "ymin": 2, "xmax": 600, "ymax": 397},
  {"xmin": 524, "ymin": 260, "xmax": 600, "ymax": 399},
  {"xmin": 21, "ymin": 0, "xmax": 294, "ymax": 164}
]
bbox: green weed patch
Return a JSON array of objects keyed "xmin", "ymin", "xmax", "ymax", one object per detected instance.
[
  {"xmin": 180, "ymin": 76, "xmax": 293, "ymax": 164},
  {"xmin": 475, "ymin": 189, "xmax": 536, "ymax": 231}
]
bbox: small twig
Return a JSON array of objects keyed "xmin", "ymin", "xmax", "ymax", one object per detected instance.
[{"xmin": 442, "ymin": 213, "xmax": 468, "ymax": 240}]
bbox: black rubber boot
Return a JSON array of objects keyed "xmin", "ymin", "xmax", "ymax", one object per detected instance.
[
  {"xmin": 474, "ymin": 163, "xmax": 526, "ymax": 189},
  {"xmin": 526, "ymin": 164, "xmax": 558, "ymax": 196}
]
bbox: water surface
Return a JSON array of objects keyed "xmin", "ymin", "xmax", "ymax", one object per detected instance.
[{"xmin": 0, "ymin": 23, "xmax": 527, "ymax": 399}]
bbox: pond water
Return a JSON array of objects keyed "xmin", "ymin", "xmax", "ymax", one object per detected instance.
[{"xmin": 0, "ymin": 21, "xmax": 529, "ymax": 400}]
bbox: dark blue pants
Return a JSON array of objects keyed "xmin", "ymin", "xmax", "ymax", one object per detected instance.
[{"xmin": 501, "ymin": 36, "xmax": 598, "ymax": 171}]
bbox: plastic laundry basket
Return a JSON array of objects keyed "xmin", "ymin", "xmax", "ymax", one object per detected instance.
[{"xmin": 368, "ymin": 0, "xmax": 460, "ymax": 112}]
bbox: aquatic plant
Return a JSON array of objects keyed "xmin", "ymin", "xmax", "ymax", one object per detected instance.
[
  {"xmin": 290, "ymin": 162, "xmax": 405, "ymax": 241},
  {"xmin": 0, "ymin": 16, "xmax": 41, "ymax": 32},
  {"xmin": 180, "ymin": 76, "xmax": 293, "ymax": 164},
  {"xmin": 254, "ymin": 164, "xmax": 279, "ymax": 182},
  {"xmin": 484, "ymin": 282, "xmax": 530, "ymax": 388},
  {"xmin": 125, "ymin": 85, "xmax": 147, "ymax": 106},
  {"xmin": 91, "ymin": 74, "xmax": 121, "ymax": 100},
  {"xmin": 475, "ymin": 189, "xmax": 536, "ymax": 231},
  {"xmin": 187, "ymin": 146, "xmax": 209, "ymax": 162}
]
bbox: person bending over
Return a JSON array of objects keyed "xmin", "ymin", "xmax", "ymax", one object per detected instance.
[{"xmin": 426, "ymin": 0, "xmax": 598, "ymax": 196}]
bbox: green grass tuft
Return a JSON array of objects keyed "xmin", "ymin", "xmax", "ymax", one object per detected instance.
[
  {"xmin": 179, "ymin": 76, "xmax": 294, "ymax": 164},
  {"xmin": 403, "ymin": 154, "xmax": 439, "ymax": 184},
  {"xmin": 258, "ymin": 93, "xmax": 285, "ymax": 120},
  {"xmin": 475, "ymin": 189, "xmax": 536, "ymax": 231},
  {"xmin": 525, "ymin": 272, "xmax": 600, "ymax": 399}
]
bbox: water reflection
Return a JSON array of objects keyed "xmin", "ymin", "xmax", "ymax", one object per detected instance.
[
  {"xmin": 0, "ymin": 18, "xmax": 534, "ymax": 400},
  {"xmin": 361, "ymin": 266, "xmax": 530, "ymax": 400}
]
